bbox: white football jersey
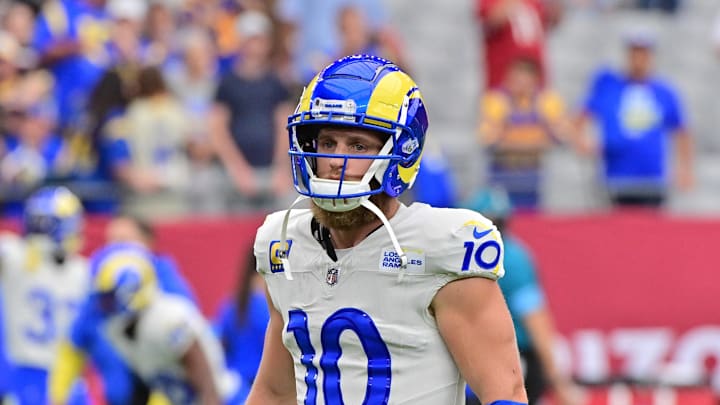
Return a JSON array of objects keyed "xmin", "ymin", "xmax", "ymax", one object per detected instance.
[
  {"xmin": 0, "ymin": 233, "xmax": 89, "ymax": 368},
  {"xmin": 255, "ymin": 202, "xmax": 505, "ymax": 405},
  {"xmin": 104, "ymin": 293, "xmax": 238, "ymax": 405}
]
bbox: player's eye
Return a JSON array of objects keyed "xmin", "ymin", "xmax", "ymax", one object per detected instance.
[{"xmin": 317, "ymin": 140, "xmax": 336, "ymax": 151}]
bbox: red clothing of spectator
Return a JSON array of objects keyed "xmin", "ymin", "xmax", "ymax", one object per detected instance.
[{"xmin": 476, "ymin": 0, "xmax": 548, "ymax": 89}]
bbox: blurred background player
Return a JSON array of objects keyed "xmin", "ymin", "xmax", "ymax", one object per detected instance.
[
  {"xmin": 51, "ymin": 213, "xmax": 198, "ymax": 405},
  {"xmin": 462, "ymin": 187, "xmax": 581, "ymax": 405},
  {"xmin": 0, "ymin": 186, "xmax": 90, "ymax": 404},
  {"xmin": 84, "ymin": 242, "xmax": 243, "ymax": 404},
  {"xmin": 212, "ymin": 245, "xmax": 269, "ymax": 400},
  {"xmin": 104, "ymin": 214, "xmax": 197, "ymax": 302}
]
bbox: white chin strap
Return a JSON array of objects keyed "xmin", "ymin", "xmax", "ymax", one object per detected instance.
[
  {"xmin": 360, "ymin": 199, "xmax": 409, "ymax": 282},
  {"xmin": 277, "ymin": 196, "xmax": 409, "ymax": 282},
  {"xmin": 278, "ymin": 195, "xmax": 309, "ymax": 280}
]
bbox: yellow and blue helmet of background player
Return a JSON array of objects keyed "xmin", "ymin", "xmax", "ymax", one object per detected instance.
[
  {"xmin": 23, "ymin": 185, "xmax": 83, "ymax": 252},
  {"xmin": 89, "ymin": 242, "xmax": 158, "ymax": 315},
  {"xmin": 287, "ymin": 54, "xmax": 429, "ymax": 212}
]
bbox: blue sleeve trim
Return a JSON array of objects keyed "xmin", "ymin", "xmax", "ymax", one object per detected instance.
[{"xmin": 487, "ymin": 401, "xmax": 528, "ymax": 405}]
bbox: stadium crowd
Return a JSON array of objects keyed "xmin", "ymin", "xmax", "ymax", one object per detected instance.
[
  {"xmin": 0, "ymin": 0, "xmax": 717, "ymax": 404},
  {"xmin": 0, "ymin": 0, "xmax": 700, "ymax": 217},
  {"xmin": 0, "ymin": 0, "xmax": 408, "ymax": 218}
]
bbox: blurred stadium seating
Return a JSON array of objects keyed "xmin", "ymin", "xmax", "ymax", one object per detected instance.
[
  {"xmin": 387, "ymin": 0, "xmax": 720, "ymax": 215},
  {"xmin": 2, "ymin": 0, "xmax": 719, "ymax": 403}
]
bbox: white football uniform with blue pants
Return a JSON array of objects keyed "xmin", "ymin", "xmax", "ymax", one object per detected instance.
[{"xmin": 0, "ymin": 234, "xmax": 89, "ymax": 405}]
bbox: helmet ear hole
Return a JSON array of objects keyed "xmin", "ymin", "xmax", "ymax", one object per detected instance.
[{"xmin": 295, "ymin": 125, "xmax": 319, "ymax": 152}]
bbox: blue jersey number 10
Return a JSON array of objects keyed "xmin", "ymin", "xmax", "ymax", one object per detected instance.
[{"xmin": 287, "ymin": 308, "xmax": 392, "ymax": 405}]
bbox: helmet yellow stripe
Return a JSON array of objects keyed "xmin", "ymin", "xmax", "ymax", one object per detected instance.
[
  {"xmin": 366, "ymin": 71, "xmax": 417, "ymax": 122},
  {"xmin": 94, "ymin": 254, "xmax": 155, "ymax": 292},
  {"xmin": 54, "ymin": 191, "xmax": 81, "ymax": 218},
  {"xmin": 298, "ymin": 73, "xmax": 321, "ymax": 113}
]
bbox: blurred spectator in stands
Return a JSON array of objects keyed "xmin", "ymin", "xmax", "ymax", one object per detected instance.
[
  {"xmin": 334, "ymin": 4, "xmax": 407, "ymax": 71},
  {"xmin": 0, "ymin": 31, "xmax": 21, "ymax": 186},
  {"xmin": 145, "ymin": 0, "xmax": 189, "ymax": 69},
  {"xmin": 32, "ymin": 0, "xmax": 112, "ymax": 133},
  {"xmin": 1, "ymin": 1, "xmax": 38, "ymax": 67},
  {"xmin": 0, "ymin": 31, "xmax": 24, "ymax": 111},
  {"xmin": 68, "ymin": 64, "xmax": 140, "ymax": 213},
  {"xmin": 63, "ymin": 0, "xmax": 145, "ymax": 210},
  {"xmin": 275, "ymin": 0, "xmax": 405, "ymax": 83},
  {"xmin": 214, "ymin": 0, "xmax": 283, "ymax": 74},
  {"xmin": 711, "ymin": 11, "xmax": 720, "ymax": 59},
  {"xmin": 1, "ymin": 71, "xmax": 72, "ymax": 215},
  {"xmin": 66, "ymin": 0, "xmax": 146, "ymax": 194},
  {"xmin": 210, "ymin": 10, "xmax": 293, "ymax": 212},
  {"xmin": 176, "ymin": 0, "xmax": 221, "ymax": 43},
  {"xmin": 575, "ymin": 29, "xmax": 693, "ymax": 208},
  {"xmin": 478, "ymin": 56, "xmax": 572, "ymax": 210},
  {"xmin": 105, "ymin": 0, "xmax": 148, "ymax": 66},
  {"xmin": 475, "ymin": 0, "xmax": 563, "ymax": 89},
  {"xmin": 214, "ymin": 0, "xmax": 244, "ymax": 69},
  {"xmin": 166, "ymin": 28, "xmax": 225, "ymax": 214},
  {"xmin": 635, "ymin": 0, "xmax": 680, "ymax": 14},
  {"xmin": 462, "ymin": 187, "xmax": 582, "ymax": 405},
  {"xmin": 105, "ymin": 66, "xmax": 191, "ymax": 218},
  {"xmin": 213, "ymin": 245, "xmax": 269, "ymax": 403}
]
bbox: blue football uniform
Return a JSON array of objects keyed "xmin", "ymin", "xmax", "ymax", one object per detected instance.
[{"xmin": 67, "ymin": 252, "xmax": 197, "ymax": 405}]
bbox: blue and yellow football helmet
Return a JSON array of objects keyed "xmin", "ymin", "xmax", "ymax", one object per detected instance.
[
  {"xmin": 23, "ymin": 186, "xmax": 83, "ymax": 253},
  {"xmin": 90, "ymin": 243, "xmax": 158, "ymax": 316},
  {"xmin": 287, "ymin": 54, "xmax": 429, "ymax": 212}
]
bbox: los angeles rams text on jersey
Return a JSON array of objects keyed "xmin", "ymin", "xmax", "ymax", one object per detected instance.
[{"xmin": 255, "ymin": 202, "xmax": 505, "ymax": 405}]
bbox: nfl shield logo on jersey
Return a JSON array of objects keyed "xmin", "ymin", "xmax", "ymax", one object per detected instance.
[{"xmin": 326, "ymin": 267, "xmax": 339, "ymax": 286}]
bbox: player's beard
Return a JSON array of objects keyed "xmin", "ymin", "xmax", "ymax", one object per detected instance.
[{"xmin": 311, "ymin": 193, "xmax": 392, "ymax": 231}]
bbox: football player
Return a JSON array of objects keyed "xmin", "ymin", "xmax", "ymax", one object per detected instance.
[
  {"xmin": 247, "ymin": 55, "xmax": 528, "ymax": 405},
  {"xmin": 0, "ymin": 186, "xmax": 90, "ymax": 405},
  {"xmin": 50, "ymin": 214, "xmax": 199, "ymax": 405},
  {"xmin": 80, "ymin": 242, "xmax": 244, "ymax": 404}
]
